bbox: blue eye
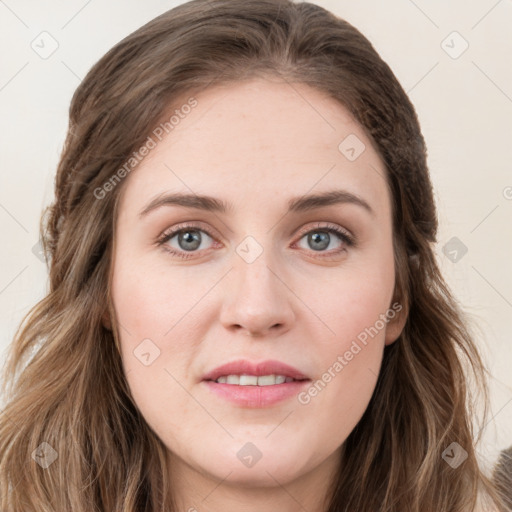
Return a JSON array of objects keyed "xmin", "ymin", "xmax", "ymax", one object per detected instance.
[
  {"xmin": 156, "ymin": 222, "xmax": 355, "ymax": 260},
  {"xmin": 157, "ymin": 224, "xmax": 215, "ymax": 259},
  {"xmin": 296, "ymin": 226, "xmax": 354, "ymax": 253}
]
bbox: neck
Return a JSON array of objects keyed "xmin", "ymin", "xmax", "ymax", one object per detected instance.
[{"xmin": 167, "ymin": 449, "xmax": 340, "ymax": 512}]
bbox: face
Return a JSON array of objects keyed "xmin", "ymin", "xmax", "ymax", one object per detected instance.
[{"xmin": 109, "ymin": 78, "xmax": 406, "ymax": 499}]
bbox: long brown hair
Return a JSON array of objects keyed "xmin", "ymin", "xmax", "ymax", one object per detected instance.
[{"xmin": 0, "ymin": 0, "xmax": 509, "ymax": 510}]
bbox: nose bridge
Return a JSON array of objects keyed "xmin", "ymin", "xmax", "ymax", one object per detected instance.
[
  {"xmin": 219, "ymin": 235, "xmax": 294, "ymax": 335},
  {"xmin": 233, "ymin": 238, "xmax": 283, "ymax": 308},
  {"xmin": 234, "ymin": 232, "xmax": 279, "ymax": 288}
]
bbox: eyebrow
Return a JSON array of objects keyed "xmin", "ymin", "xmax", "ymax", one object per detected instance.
[{"xmin": 138, "ymin": 189, "xmax": 374, "ymax": 218}]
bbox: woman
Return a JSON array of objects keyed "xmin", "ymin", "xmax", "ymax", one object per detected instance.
[{"xmin": 0, "ymin": 0, "xmax": 509, "ymax": 510}]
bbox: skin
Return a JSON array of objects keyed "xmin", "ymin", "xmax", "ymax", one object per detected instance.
[{"xmin": 109, "ymin": 77, "xmax": 407, "ymax": 512}]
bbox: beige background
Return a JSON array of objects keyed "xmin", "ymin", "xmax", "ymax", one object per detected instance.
[{"xmin": 1, "ymin": 0, "xmax": 511, "ymax": 467}]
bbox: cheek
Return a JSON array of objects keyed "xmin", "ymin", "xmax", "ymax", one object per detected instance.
[
  {"xmin": 317, "ymin": 255, "xmax": 396, "ymax": 349},
  {"xmin": 311, "ymin": 280, "xmax": 389, "ymax": 403},
  {"xmin": 111, "ymin": 255, "xmax": 195, "ymax": 340},
  {"xmin": 299, "ymin": 254, "xmax": 394, "ymax": 426},
  {"xmin": 298, "ymin": 297, "xmax": 387, "ymax": 450},
  {"xmin": 110, "ymin": 257, "xmax": 208, "ymax": 430}
]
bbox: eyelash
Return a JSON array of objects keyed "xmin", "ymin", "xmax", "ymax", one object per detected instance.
[{"xmin": 156, "ymin": 221, "xmax": 355, "ymax": 260}]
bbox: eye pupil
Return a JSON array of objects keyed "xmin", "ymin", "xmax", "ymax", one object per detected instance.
[
  {"xmin": 308, "ymin": 232, "xmax": 330, "ymax": 251},
  {"xmin": 179, "ymin": 230, "xmax": 201, "ymax": 251}
]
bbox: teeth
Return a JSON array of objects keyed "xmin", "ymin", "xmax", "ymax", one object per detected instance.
[{"xmin": 214, "ymin": 374, "xmax": 295, "ymax": 386}]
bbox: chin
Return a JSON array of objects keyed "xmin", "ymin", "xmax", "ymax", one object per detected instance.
[{"xmin": 204, "ymin": 440, "xmax": 313, "ymax": 484}]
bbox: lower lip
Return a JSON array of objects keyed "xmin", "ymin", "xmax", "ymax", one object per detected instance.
[{"xmin": 202, "ymin": 380, "xmax": 310, "ymax": 407}]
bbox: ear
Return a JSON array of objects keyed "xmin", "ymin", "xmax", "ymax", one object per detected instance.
[
  {"xmin": 101, "ymin": 310, "xmax": 112, "ymax": 331},
  {"xmin": 384, "ymin": 300, "xmax": 408, "ymax": 346}
]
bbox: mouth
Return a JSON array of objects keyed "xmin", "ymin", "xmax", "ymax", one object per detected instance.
[
  {"xmin": 201, "ymin": 359, "xmax": 311, "ymax": 407},
  {"xmin": 202, "ymin": 377, "xmax": 311, "ymax": 408},
  {"xmin": 205, "ymin": 374, "xmax": 310, "ymax": 386},
  {"xmin": 202, "ymin": 359, "xmax": 310, "ymax": 384}
]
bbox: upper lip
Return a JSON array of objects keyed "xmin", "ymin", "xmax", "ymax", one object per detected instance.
[{"xmin": 202, "ymin": 359, "xmax": 310, "ymax": 381}]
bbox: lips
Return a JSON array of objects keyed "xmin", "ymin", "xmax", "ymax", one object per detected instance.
[{"xmin": 202, "ymin": 359, "xmax": 310, "ymax": 382}]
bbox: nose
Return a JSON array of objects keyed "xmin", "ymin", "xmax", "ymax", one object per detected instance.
[{"xmin": 219, "ymin": 249, "xmax": 295, "ymax": 337}]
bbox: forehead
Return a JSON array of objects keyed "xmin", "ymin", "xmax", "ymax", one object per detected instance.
[{"xmin": 118, "ymin": 78, "xmax": 391, "ymax": 219}]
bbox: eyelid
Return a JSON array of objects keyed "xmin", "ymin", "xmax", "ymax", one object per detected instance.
[
  {"xmin": 294, "ymin": 222, "xmax": 354, "ymax": 242},
  {"xmin": 156, "ymin": 220, "xmax": 355, "ymax": 258},
  {"xmin": 157, "ymin": 220, "xmax": 221, "ymax": 243}
]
